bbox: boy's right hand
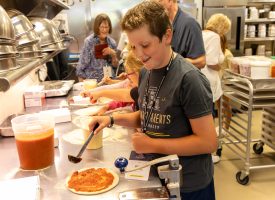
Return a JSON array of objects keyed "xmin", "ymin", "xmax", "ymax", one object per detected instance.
[{"xmin": 88, "ymin": 116, "xmax": 111, "ymax": 135}]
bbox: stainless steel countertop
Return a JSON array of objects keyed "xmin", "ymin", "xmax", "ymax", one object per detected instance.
[{"xmin": 0, "ymin": 94, "xmax": 161, "ymax": 200}]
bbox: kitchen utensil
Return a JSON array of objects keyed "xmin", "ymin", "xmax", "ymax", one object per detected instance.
[
  {"xmin": 115, "ymin": 154, "xmax": 179, "ymax": 173},
  {"xmin": 0, "ymin": 56, "xmax": 19, "ymax": 73},
  {"xmin": 268, "ymin": 11, "xmax": 275, "ymax": 19},
  {"xmin": 245, "ymin": 48, "xmax": 252, "ymax": 56},
  {"xmin": 8, "ymin": 13, "xmax": 34, "ymax": 38},
  {"xmin": 0, "ymin": 5, "xmax": 15, "ymax": 40},
  {"xmin": 249, "ymin": 7, "xmax": 259, "ymax": 19},
  {"xmin": 247, "ymin": 25, "xmax": 256, "ymax": 38},
  {"xmin": 30, "ymin": 17, "xmax": 63, "ymax": 47},
  {"xmin": 250, "ymin": 60, "xmax": 271, "ymax": 79},
  {"xmin": 11, "ymin": 113, "xmax": 55, "ymax": 170},
  {"xmin": 0, "ymin": 44, "xmax": 17, "ymax": 55},
  {"xmin": 258, "ymin": 23, "xmax": 266, "ymax": 38},
  {"xmin": 256, "ymin": 45, "xmax": 266, "ymax": 56},
  {"xmin": 116, "ymin": 154, "xmax": 182, "ymax": 199},
  {"xmin": 16, "ymin": 29, "xmax": 40, "ymax": 47},
  {"xmin": 39, "ymin": 80, "xmax": 75, "ymax": 97},
  {"xmin": 41, "ymin": 41, "xmax": 65, "ymax": 52},
  {"xmin": 68, "ymin": 123, "xmax": 99, "ymax": 163},
  {"xmin": 119, "ymin": 187, "xmax": 169, "ymax": 200},
  {"xmin": 268, "ymin": 24, "xmax": 275, "ymax": 37},
  {"xmin": 17, "ymin": 43, "xmax": 42, "ymax": 51}
]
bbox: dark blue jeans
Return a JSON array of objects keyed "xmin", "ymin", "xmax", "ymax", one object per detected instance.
[{"xmin": 180, "ymin": 179, "xmax": 216, "ymax": 200}]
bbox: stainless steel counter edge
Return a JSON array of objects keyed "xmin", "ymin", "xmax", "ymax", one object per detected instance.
[{"xmin": 0, "ymin": 50, "xmax": 62, "ymax": 92}]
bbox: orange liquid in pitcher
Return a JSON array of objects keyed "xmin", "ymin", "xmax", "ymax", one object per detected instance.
[{"xmin": 15, "ymin": 128, "xmax": 54, "ymax": 170}]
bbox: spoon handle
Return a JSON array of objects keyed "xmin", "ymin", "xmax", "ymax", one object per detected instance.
[{"xmin": 76, "ymin": 131, "xmax": 94, "ymax": 157}]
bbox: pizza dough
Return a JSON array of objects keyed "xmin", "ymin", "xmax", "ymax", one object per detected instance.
[{"xmin": 66, "ymin": 167, "xmax": 119, "ymax": 195}]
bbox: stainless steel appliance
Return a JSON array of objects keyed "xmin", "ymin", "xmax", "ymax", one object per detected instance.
[{"xmin": 203, "ymin": 0, "xmax": 248, "ymax": 56}]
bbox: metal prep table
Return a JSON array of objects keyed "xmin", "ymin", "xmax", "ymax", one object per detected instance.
[
  {"xmin": 0, "ymin": 94, "xmax": 162, "ymax": 200},
  {"xmin": 217, "ymin": 69, "xmax": 275, "ymax": 185}
]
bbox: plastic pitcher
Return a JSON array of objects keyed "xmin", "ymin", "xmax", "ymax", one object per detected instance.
[{"xmin": 11, "ymin": 113, "xmax": 55, "ymax": 170}]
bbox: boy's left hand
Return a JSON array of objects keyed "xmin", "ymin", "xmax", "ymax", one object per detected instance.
[{"xmin": 131, "ymin": 132, "xmax": 153, "ymax": 154}]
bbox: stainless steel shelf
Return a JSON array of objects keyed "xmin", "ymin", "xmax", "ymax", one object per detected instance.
[
  {"xmin": 248, "ymin": 0, "xmax": 275, "ymax": 2},
  {"xmin": 0, "ymin": 50, "xmax": 62, "ymax": 92},
  {"xmin": 244, "ymin": 37, "xmax": 275, "ymax": 41},
  {"xmin": 245, "ymin": 18, "xmax": 275, "ymax": 23}
]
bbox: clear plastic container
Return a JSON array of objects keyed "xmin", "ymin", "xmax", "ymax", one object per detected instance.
[
  {"xmin": 229, "ymin": 57, "xmax": 240, "ymax": 74},
  {"xmin": 73, "ymin": 116, "xmax": 103, "ymax": 149},
  {"xmin": 239, "ymin": 59, "xmax": 251, "ymax": 77},
  {"xmin": 11, "ymin": 113, "xmax": 55, "ymax": 170},
  {"xmin": 83, "ymin": 79, "xmax": 97, "ymax": 90}
]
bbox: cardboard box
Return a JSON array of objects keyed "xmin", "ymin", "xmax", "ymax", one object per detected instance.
[{"xmin": 24, "ymin": 86, "xmax": 45, "ymax": 108}]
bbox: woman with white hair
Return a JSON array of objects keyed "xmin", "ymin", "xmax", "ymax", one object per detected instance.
[{"xmin": 201, "ymin": 13, "xmax": 231, "ymax": 163}]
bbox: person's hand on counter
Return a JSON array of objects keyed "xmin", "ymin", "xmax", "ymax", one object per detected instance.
[
  {"xmin": 81, "ymin": 90, "xmax": 102, "ymax": 104},
  {"xmin": 88, "ymin": 115, "xmax": 112, "ymax": 135}
]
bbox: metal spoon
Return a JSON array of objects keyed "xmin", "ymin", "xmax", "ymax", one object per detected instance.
[{"xmin": 68, "ymin": 123, "xmax": 99, "ymax": 163}]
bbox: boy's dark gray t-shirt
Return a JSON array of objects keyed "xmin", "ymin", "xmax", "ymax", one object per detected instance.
[{"xmin": 138, "ymin": 55, "xmax": 213, "ymax": 192}]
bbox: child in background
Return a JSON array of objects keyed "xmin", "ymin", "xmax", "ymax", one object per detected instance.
[{"xmin": 87, "ymin": 49, "xmax": 143, "ymax": 115}]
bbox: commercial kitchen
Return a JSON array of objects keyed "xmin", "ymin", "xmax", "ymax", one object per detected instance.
[{"xmin": 0, "ymin": 0, "xmax": 275, "ymax": 199}]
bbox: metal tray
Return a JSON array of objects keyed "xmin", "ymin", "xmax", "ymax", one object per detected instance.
[
  {"xmin": 224, "ymin": 92, "xmax": 275, "ymax": 108},
  {"xmin": 224, "ymin": 85, "xmax": 275, "ymax": 100},
  {"xmin": 224, "ymin": 69, "xmax": 275, "ymax": 91},
  {"xmin": 40, "ymin": 80, "xmax": 75, "ymax": 97}
]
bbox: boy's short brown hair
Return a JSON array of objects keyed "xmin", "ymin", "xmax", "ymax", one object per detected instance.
[
  {"xmin": 93, "ymin": 13, "xmax": 112, "ymax": 35},
  {"xmin": 121, "ymin": 1, "xmax": 171, "ymax": 41}
]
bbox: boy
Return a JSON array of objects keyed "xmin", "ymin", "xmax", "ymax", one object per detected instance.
[{"xmin": 89, "ymin": 1, "xmax": 217, "ymax": 199}]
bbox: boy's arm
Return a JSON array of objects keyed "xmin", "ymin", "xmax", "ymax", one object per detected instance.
[
  {"xmin": 186, "ymin": 55, "xmax": 206, "ymax": 69},
  {"xmin": 89, "ymin": 111, "xmax": 141, "ymax": 135},
  {"xmin": 132, "ymin": 114, "xmax": 217, "ymax": 156},
  {"xmin": 87, "ymin": 88, "xmax": 134, "ymax": 102}
]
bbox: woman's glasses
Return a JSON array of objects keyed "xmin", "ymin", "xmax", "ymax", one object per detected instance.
[{"xmin": 99, "ymin": 25, "xmax": 110, "ymax": 30}]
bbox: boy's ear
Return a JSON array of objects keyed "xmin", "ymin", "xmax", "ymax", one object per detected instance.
[{"xmin": 164, "ymin": 28, "xmax": 173, "ymax": 44}]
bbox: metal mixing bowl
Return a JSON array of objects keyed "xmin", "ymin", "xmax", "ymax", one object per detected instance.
[
  {"xmin": 18, "ymin": 51, "xmax": 42, "ymax": 59},
  {"xmin": 9, "ymin": 14, "xmax": 34, "ymax": 37},
  {"xmin": 0, "ymin": 44, "xmax": 17, "ymax": 55},
  {"xmin": 16, "ymin": 29, "xmax": 40, "ymax": 47},
  {"xmin": 17, "ymin": 42, "xmax": 42, "ymax": 52},
  {"xmin": 41, "ymin": 41, "xmax": 66, "ymax": 52},
  {"xmin": 0, "ymin": 56, "xmax": 20, "ymax": 73},
  {"xmin": 30, "ymin": 17, "xmax": 63, "ymax": 47},
  {"xmin": 0, "ymin": 5, "xmax": 15, "ymax": 40},
  {"xmin": 6, "ymin": 9, "xmax": 23, "ymax": 18}
]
